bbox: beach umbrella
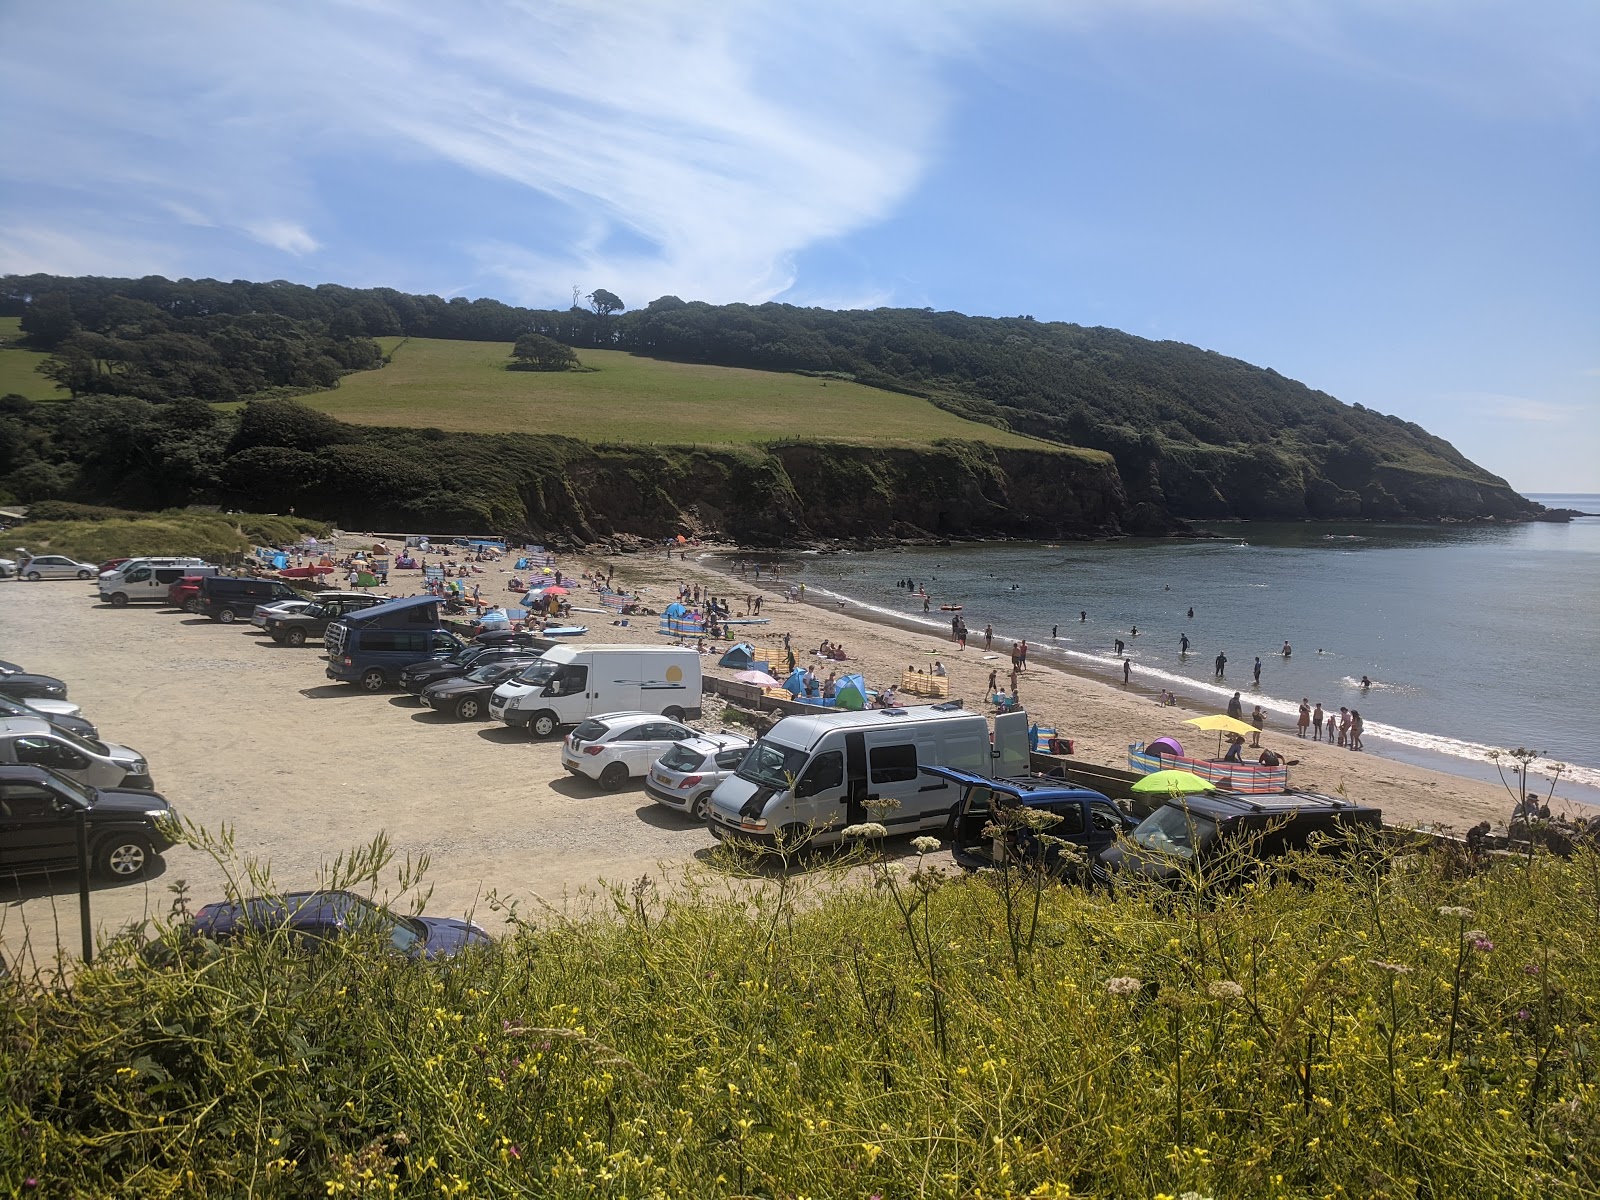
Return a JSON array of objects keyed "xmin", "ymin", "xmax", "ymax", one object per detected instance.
[
  {"xmin": 734, "ymin": 669, "xmax": 781, "ymax": 688},
  {"xmin": 1131, "ymin": 769, "xmax": 1215, "ymax": 797},
  {"xmin": 1183, "ymin": 713, "xmax": 1256, "ymax": 756},
  {"xmin": 541, "ymin": 585, "xmax": 569, "ymax": 595}
]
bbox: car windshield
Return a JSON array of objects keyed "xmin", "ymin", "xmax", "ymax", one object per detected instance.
[
  {"xmin": 736, "ymin": 738, "xmax": 810, "ymax": 791},
  {"xmin": 465, "ymin": 664, "xmax": 512, "ymax": 683},
  {"xmin": 659, "ymin": 744, "xmax": 706, "ymax": 772},
  {"xmin": 47, "ymin": 772, "xmax": 95, "ymax": 805},
  {"xmin": 1131, "ymin": 804, "xmax": 1218, "ymax": 860},
  {"xmin": 47, "ymin": 726, "xmax": 111, "ymax": 757},
  {"xmin": 452, "ymin": 646, "xmax": 485, "ymax": 666},
  {"xmin": 518, "ymin": 661, "xmax": 559, "ymax": 686},
  {"xmin": 572, "ymin": 718, "xmax": 610, "ymax": 742},
  {"xmin": 301, "ymin": 605, "xmax": 328, "ymax": 618}
]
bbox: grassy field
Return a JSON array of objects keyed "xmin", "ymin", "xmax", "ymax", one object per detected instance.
[
  {"xmin": 0, "ymin": 316, "xmax": 68, "ymax": 402},
  {"xmin": 303, "ymin": 336, "xmax": 1050, "ymax": 450}
]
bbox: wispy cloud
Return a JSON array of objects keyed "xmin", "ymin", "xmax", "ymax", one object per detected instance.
[{"xmin": 1455, "ymin": 392, "xmax": 1584, "ymax": 424}]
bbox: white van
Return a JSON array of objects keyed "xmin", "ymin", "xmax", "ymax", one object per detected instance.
[
  {"xmin": 706, "ymin": 707, "xmax": 1031, "ymax": 849},
  {"xmin": 489, "ymin": 644, "xmax": 702, "ymax": 738},
  {"xmin": 100, "ymin": 560, "xmax": 216, "ymax": 606}
]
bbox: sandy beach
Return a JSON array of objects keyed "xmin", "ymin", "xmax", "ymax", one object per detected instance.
[{"xmin": 2, "ymin": 535, "xmax": 1588, "ymax": 969}]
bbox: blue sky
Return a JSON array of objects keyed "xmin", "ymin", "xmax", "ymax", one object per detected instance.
[{"xmin": 1, "ymin": 0, "xmax": 1595, "ymax": 491}]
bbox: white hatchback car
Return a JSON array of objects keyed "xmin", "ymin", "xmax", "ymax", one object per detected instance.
[
  {"xmin": 20, "ymin": 555, "xmax": 97, "ymax": 581},
  {"xmin": 251, "ymin": 598, "xmax": 313, "ymax": 628},
  {"xmin": 644, "ymin": 731, "xmax": 754, "ymax": 819},
  {"xmin": 561, "ymin": 711, "xmax": 697, "ymax": 791}
]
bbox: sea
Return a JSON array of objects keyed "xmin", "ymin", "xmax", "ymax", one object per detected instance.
[{"xmin": 753, "ymin": 494, "xmax": 1600, "ymax": 806}]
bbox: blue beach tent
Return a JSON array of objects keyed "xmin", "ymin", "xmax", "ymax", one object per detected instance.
[{"xmin": 718, "ymin": 642, "xmax": 759, "ymax": 669}]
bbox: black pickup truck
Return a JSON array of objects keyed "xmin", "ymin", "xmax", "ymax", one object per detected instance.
[
  {"xmin": 265, "ymin": 595, "xmax": 386, "ymax": 645},
  {"xmin": 0, "ymin": 764, "xmax": 178, "ymax": 881}
]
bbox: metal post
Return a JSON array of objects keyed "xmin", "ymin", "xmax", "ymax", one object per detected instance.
[{"xmin": 74, "ymin": 809, "xmax": 93, "ymax": 964}]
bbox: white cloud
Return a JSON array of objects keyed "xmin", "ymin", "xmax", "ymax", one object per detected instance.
[{"xmin": 245, "ymin": 221, "xmax": 320, "ymax": 257}]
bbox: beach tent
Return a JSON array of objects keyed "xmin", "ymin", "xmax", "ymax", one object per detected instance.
[
  {"xmin": 479, "ymin": 607, "xmax": 512, "ymax": 629},
  {"xmin": 719, "ymin": 642, "xmax": 759, "ymax": 669},
  {"xmin": 782, "ymin": 668, "xmax": 807, "ymax": 696},
  {"xmin": 271, "ymin": 552, "xmax": 289, "ymax": 570},
  {"xmin": 834, "ymin": 674, "xmax": 868, "ymax": 710},
  {"xmin": 663, "ymin": 602, "xmax": 687, "ymax": 619}
]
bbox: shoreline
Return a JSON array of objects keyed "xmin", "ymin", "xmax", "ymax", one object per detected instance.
[{"xmin": 612, "ymin": 546, "xmax": 1597, "ymax": 830}]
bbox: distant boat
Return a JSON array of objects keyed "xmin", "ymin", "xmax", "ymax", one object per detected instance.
[
  {"xmin": 939, "ymin": 604, "xmax": 963, "ymax": 611},
  {"xmin": 1323, "ymin": 534, "xmax": 1367, "ymax": 541}
]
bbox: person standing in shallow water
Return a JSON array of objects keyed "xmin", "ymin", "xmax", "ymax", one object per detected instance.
[
  {"xmin": 1215, "ymin": 651, "xmax": 1227, "ymax": 678},
  {"xmin": 1253, "ymin": 657, "xmax": 1262, "ymax": 686},
  {"xmin": 1123, "ymin": 658, "xmax": 1131, "ymax": 685},
  {"xmin": 984, "ymin": 624, "xmax": 993, "ymax": 651}
]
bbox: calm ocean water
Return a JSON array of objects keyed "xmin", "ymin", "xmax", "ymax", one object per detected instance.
[{"xmin": 768, "ymin": 495, "xmax": 1600, "ymax": 803}]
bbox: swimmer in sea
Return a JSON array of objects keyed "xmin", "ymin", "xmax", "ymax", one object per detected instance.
[
  {"xmin": 1360, "ymin": 675, "xmax": 1372, "ymax": 690},
  {"xmin": 1187, "ymin": 607, "xmax": 1194, "ymax": 619},
  {"xmin": 1282, "ymin": 641, "xmax": 1292, "ymax": 657},
  {"xmin": 1080, "ymin": 610, "xmax": 1087, "ymax": 622},
  {"xmin": 1180, "ymin": 633, "xmax": 1190, "ymax": 654},
  {"xmin": 1051, "ymin": 624, "xmax": 1058, "ymax": 639}
]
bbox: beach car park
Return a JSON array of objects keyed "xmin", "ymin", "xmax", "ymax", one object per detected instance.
[
  {"xmin": 0, "ymin": 717, "xmax": 153, "ymax": 790},
  {"xmin": 0, "ymin": 764, "xmax": 177, "ymax": 881},
  {"xmin": 645, "ymin": 730, "xmax": 754, "ymax": 819},
  {"xmin": 18, "ymin": 554, "xmax": 97, "ymax": 581},
  {"xmin": 707, "ymin": 707, "xmax": 1032, "ymax": 849},
  {"xmin": 561, "ymin": 711, "xmax": 698, "ymax": 790}
]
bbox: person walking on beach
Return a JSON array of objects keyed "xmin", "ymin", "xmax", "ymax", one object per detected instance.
[
  {"xmin": 1180, "ymin": 633, "xmax": 1190, "ymax": 655},
  {"xmin": 1018, "ymin": 639, "xmax": 1028, "ymax": 670},
  {"xmin": 1250, "ymin": 704, "xmax": 1266, "ymax": 747},
  {"xmin": 957, "ymin": 618, "xmax": 968, "ymax": 651},
  {"xmin": 984, "ymin": 624, "xmax": 993, "ymax": 651},
  {"xmin": 1253, "ymin": 656, "xmax": 1262, "ymax": 686},
  {"xmin": 1336, "ymin": 707, "xmax": 1350, "ymax": 747},
  {"xmin": 988, "ymin": 668, "xmax": 999, "ymax": 696},
  {"xmin": 1214, "ymin": 651, "xmax": 1227, "ymax": 678},
  {"xmin": 1297, "ymin": 700, "xmax": 1311, "ymax": 738},
  {"xmin": 1312, "ymin": 702, "xmax": 1325, "ymax": 741},
  {"xmin": 1123, "ymin": 659, "xmax": 1131, "ymax": 685},
  {"xmin": 1227, "ymin": 691, "xmax": 1243, "ymax": 720}
]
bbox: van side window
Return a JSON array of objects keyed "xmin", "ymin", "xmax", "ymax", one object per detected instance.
[
  {"xmin": 363, "ymin": 631, "xmax": 426, "ymax": 653},
  {"xmin": 868, "ymin": 744, "xmax": 918, "ymax": 785},
  {"xmin": 125, "ymin": 567, "xmax": 151, "ymax": 582},
  {"xmin": 155, "ymin": 568, "xmax": 183, "ymax": 584},
  {"xmin": 1050, "ymin": 804, "xmax": 1085, "ymax": 835},
  {"xmin": 796, "ymin": 751, "xmax": 843, "ymax": 796},
  {"xmin": 549, "ymin": 666, "xmax": 587, "ymax": 696}
]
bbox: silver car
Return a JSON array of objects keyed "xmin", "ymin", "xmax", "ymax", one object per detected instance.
[
  {"xmin": 19, "ymin": 554, "xmax": 97, "ymax": 581},
  {"xmin": 645, "ymin": 731, "xmax": 754, "ymax": 818},
  {"xmin": 0, "ymin": 717, "xmax": 152, "ymax": 790}
]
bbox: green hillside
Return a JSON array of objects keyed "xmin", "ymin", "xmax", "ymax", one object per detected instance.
[
  {"xmin": 308, "ymin": 336, "xmax": 1049, "ymax": 451},
  {"xmin": 0, "ymin": 315, "xmax": 67, "ymax": 402}
]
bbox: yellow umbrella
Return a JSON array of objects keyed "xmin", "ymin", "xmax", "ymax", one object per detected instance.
[{"xmin": 1183, "ymin": 713, "xmax": 1257, "ymax": 757}]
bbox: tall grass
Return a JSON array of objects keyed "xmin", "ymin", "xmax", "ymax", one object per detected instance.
[
  {"xmin": 7, "ymin": 508, "xmax": 331, "ymax": 561},
  {"xmin": 2, "ymin": 827, "xmax": 1597, "ymax": 1197}
]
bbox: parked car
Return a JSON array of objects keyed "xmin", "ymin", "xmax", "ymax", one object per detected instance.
[
  {"xmin": 645, "ymin": 731, "xmax": 754, "ymax": 819},
  {"xmin": 0, "ymin": 557, "xmax": 19, "ymax": 579},
  {"xmin": 19, "ymin": 555, "xmax": 97, "ymax": 581},
  {"xmin": 265, "ymin": 594, "xmax": 386, "ymax": 645},
  {"xmin": 0, "ymin": 668, "xmax": 69, "ymax": 702},
  {"xmin": 1096, "ymin": 791, "xmax": 1383, "ymax": 886},
  {"xmin": 401, "ymin": 643, "xmax": 545, "ymax": 695},
  {"xmin": 252, "ymin": 597, "xmax": 313, "ymax": 627},
  {"xmin": 199, "ymin": 576, "xmax": 303, "ymax": 624},
  {"xmin": 168, "ymin": 574, "xmax": 216, "ymax": 613},
  {"xmin": 420, "ymin": 658, "xmax": 543, "ymax": 720},
  {"xmin": 561, "ymin": 711, "xmax": 698, "ymax": 791},
  {"xmin": 324, "ymin": 596, "xmax": 465, "ymax": 691},
  {"xmin": 187, "ymin": 890, "xmax": 490, "ymax": 958},
  {"xmin": 927, "ymin": 766, "xmax": 1134, "ymax": 873},
  {"xmin": 0, "ymin": 764, "xmax": 177, "ymax": 881},
  {"xmin": 0, "ymin": 717, "xmax": 152, "ymax": 790},
  {"xmin": 0, "ymin": 694, "xmax": 97, "ymax": 740},
  {"xmin": 100, "ymin": 562, "xmax": 217, "ymax": 607}
]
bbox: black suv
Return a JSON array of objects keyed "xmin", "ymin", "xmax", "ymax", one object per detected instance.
[
  {"xmin": 1098, "ymin": 791, "xmax": 1383, "ymax": 885},
  {"xmin": 265, "ymin": 595, "xmax": 385, "ymax": 645},
  {"xmin": 199, "ymin": 577, "xmax": 303, "ymax": 624},
  {"xmin": 0, "ymin": 764, "xmax": 178, "ymax": 881},
  {"xmin": 399, "ymin": 644, "xmax": 544, "ymax": 696}
]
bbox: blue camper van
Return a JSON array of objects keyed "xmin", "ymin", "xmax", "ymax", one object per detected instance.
[{"xmin": 324, "ymin": 596, "xmax": 466, "ymax": 691}]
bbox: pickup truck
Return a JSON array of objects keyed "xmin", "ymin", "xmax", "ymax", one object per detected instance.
[
  {"xmin": 924, "ymin": 766, "xmax": 1135, "ymax": 874},
  {"xmin": 265, "ymin": 594, "xmax": 386, "ymax": 645}
]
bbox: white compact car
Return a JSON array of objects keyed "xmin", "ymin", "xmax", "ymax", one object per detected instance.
[
  {"xmin": 644, "ymin": 731, "xmax": 754, "ymax": 819},
  {"xmin": 19, "ymin": 555, "xmax": 97, "ymax": 581},
  {"xmin": 560, "ymin": 711, "xmax": 697, "ymax": 791}
]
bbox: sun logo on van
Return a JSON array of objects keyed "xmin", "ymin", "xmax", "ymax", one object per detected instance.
[{"xmin": 665, "ymin": 665, "xmax": 683, "ymax": 683}]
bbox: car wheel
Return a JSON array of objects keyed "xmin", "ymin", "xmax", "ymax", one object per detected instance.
[
  {"xmin": 360, "ymin": 668, "xmax": 387, "ymax": 692},
  {"xmin": 599, "ymin": 762, "xmax": 630, "ymax": 791},
  {"xmin": 78, "ymin": 569, "xmax": 93, "ymax": 579},
  {"xmin": 663, "ymin": 706, "xmax": 686, "ymax": 722},
  {"xmin": 284, "ymin": 627, "xmax": 307, "ymax": 647},
  {"xmin": 97, "ymin": 834, "xmax": 153, "ymax": 880},
  {"xmin": 691, "ymin": 791, "xmax": 713, "ymax": 820},
  {"xmin": 218, "ymin": 608, "xmax": 237, "ymax": 624},
  {"xmin": 109, "ymin": 592, "xmax": 129, "ymax": 607},
  {"xmin": 530, "ymin": 712, "xmax": 558, "ymax": 738},
  {"xmin": 456, "ymin": 696, "xmax": 483, "ymax": 720},
  {"xmin": 25, "ymin": 571, "xmax": 40, "ymax": 582},
  {"xmin": 184, "ymin": 597, "xmax": 201, "ymax": 613}
]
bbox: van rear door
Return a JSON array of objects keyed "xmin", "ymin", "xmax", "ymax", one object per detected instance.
[{"xmin": 992, "ymin": 711, "xmax": 1030, "ymax": 777}]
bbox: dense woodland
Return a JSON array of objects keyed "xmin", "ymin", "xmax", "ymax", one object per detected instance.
[{"xmin": 0, "ymin": 273, "xmax": 1535, "ymax": 531}]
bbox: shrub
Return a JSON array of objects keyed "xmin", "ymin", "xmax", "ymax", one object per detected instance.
[{"xmin": 2, "ymin": 830, "xmax": 1597, "ymax": 1196}]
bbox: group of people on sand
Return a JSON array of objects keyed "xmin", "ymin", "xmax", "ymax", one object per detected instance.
[{"xmin": 1287, "ymin": 699, "xmax": 1362, "ymax": 749}]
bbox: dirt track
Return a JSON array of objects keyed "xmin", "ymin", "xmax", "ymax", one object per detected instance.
[{"xmin": 0, "ymin": 573, "xmax": 716, "ymax": 965}]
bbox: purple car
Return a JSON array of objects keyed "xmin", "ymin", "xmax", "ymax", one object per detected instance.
[{"xmin": 190, "ymin": 890, "xmax": 490, "ymax": 958}]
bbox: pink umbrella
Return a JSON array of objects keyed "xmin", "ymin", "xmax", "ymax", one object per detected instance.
[{"xmin": 734, "ymin": 669, "xmax": 782, "ymax": 688}]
